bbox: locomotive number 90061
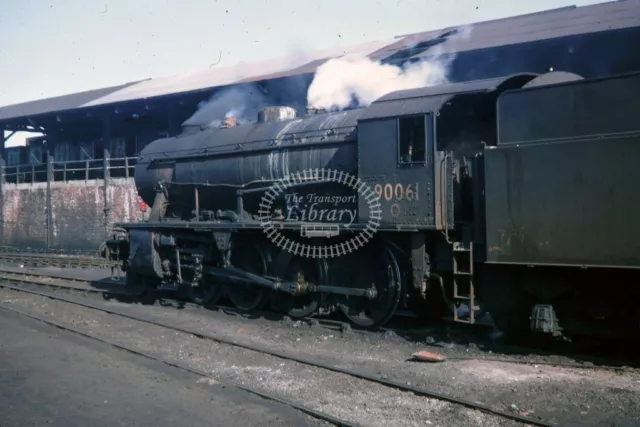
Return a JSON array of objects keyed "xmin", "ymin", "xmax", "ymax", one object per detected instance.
[{"xmin": 374, "ymin": 183, "xmax": 420, "ymax": 202}]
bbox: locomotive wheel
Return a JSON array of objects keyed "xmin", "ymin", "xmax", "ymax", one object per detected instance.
[
  {"xmin": 125, "ymin": 270, "xmax": 157, "ymax": 304},
  {"xmin": 185, "ymin": 277, "xmax": 224, "ymax": 307},
  {"xmin": 337, "ymin": 243, "xmax": 402, "ymax": 327},
  {"xmin": 406, "ymin": 270, "xmax": 453, "ymax": 320},
  {"xmin": 271, "ymin": 252, "xmax": 323, "ymax": 318},
  {"xmin": 126, "ymin": 270, "xmax": 149, "ymax": 293},
  {"xmin": 225, "ymin": 242, "xmax": 271, "ymax": 312}
]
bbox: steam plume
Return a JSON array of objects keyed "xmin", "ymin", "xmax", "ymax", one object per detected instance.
[
  {"xmin": 307, "ymin": 25, "xmax": 473, "ymax": 111},
  {"xmin": 182, "ymin": 84, "xmax": 270, "ymax": 128},
  {"xmin": 182, "ymin": 25, "xmax": 473, "ymax": 129},
  {"xmin": 306, "ymin": 58, "xmax": 448, "ymax": 110}
]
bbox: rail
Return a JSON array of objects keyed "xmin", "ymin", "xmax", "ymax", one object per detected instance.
[
  {"xmin": 0, "ymin": 246, "xmax": 99, "ymax": 257},
  {"xmin": 0, "ymin": 251, "xmax": 116, "ymax": 269},
  {"xmin": 2, "ymin": 156, "xmax": 139, "ymax": 184}
]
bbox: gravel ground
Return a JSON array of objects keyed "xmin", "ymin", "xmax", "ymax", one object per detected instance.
[
  {"xmin": 2, "ymin": 280, "xmax": 640, "ymax": 427},
  {"xmin": 0, "ymin": 308, "xmax": 327, "ymax": 427},
  {"xmin": 106, "ymin": 294, "xmax": 640, "ymax": 427},
  {"xmin": 0, "ymin": 288, "xmax": 523, "ymax": 427}
]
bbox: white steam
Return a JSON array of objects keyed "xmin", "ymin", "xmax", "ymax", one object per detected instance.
[
  {"xmin": 307, "ymin": 25, "xmax": 473, "ymax": 111},
  {"xmin": 182, "ymin": 25, "xmax": 474, "ymax": 129},
  {"xmin": 225, "ymin": 107, "xmax": 245, "ymax": 118},
  {"xmin": 182, "ymin": 85, "xmax": 269, "ymax": 128},
  {"xmin": 306, "ymin": 57, "xmax": 448, "ymax": 110}
]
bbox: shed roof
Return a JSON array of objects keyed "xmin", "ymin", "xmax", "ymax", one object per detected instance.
[
  {"xmin": 1, "ymin": 0, "xmax": 638, "ymax": 123},
  {"xmin": 0, "ymin": 80, "xmax": 144, "ymax": 121},
  {"xmin": 80, "ymin": 38, "xmax": 394, "ymax": 108},
  {"xmin": 389, "ymin": 0, "xmax": 640, "ymax": 61}
]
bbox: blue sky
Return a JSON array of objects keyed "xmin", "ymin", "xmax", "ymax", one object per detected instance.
[{"xmin": 0, "ymin": 0, "xmax": 606, "ymax": 146}]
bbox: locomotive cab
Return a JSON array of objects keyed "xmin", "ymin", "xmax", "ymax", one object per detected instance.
[
  {"xmin": 355, "ymin": 73, "xmax": 540, "ymax": 237},
  {"xmin": 357, "ymin": 111, "xmax": 437, "ymax": 227}
]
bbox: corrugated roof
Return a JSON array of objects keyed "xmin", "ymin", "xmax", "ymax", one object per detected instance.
[
  {"xmin": 0, "ymin": 80, "xmax": 144, "ymax": 121},
  {"xmin": 1, "ymin": 0, "xmax": 638, "ymax": 123},
  {"xmin": 404, "ymin": 1, "xmax": 640, "ymax": 60},
  {"xmin": 80, "ymin": 38, "xmax": 395, "ymax": 107}
]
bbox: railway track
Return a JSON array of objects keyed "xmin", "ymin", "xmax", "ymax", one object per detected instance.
[
  {"xmin": 0, "ymin": 268, "xmax": 632, "ymax": 426},
  {"xmin": 0, "ymin": 266, "xmax": 634, "ymax": 373},
  {"xmin": 0, "ymin": 304, "xmax": 357, "ymax": 427},
  {"xmin": 0, "ymin": 270, "xmax": 562, "ymax": 426},
  {"xmin": 0, "ymin": 246, "xmax": 100, "ymax": 257},
  {"xmin": 0, "ymin": 251, "xmax": 116, "ymax": 269}
]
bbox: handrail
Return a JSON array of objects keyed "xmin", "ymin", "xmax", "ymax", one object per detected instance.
[{"xmin": 2, "ymin": 156, "xmax": 140, "ymax": 184}]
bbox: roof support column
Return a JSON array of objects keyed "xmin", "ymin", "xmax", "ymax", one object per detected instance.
[
  {"xmin": 168, "ymin": 107, "xmax": 180, "ymax": 137},
  {"xmin": 0, "ymin": 130, "xmax": 5, "ymax": 247},
  {"xmin": 45, "ymin": 125, "xmax": 57, "ymax": 250},
  {"xmin": 102, "ymin": 116, "xmax": 112, "ymax": 240},
  {"xmin": 1, "ymin": 129, "xmax": 6, "ymax": 164},
  {"xmin": 45, "ymin": 124, "xmax": 58, "ymax": 165}
]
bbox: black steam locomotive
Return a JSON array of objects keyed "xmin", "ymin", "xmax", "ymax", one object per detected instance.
[{"xmin": 102, "ymin": 69, "xmax": 640, "ymax": 340}]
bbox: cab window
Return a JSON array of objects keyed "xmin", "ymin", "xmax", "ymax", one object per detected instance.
[{"xmin": 398, "ymin": 115, "xmax": 427, "ymax": 164}]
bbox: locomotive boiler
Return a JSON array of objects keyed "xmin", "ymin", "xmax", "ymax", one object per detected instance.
[
  {"xmin": 134, "ymin": 106, "xmax": 364, "ymax": 221},
  {"xmin": 104, "ymin": 69, "xmax": 640, "ymax": 341}
]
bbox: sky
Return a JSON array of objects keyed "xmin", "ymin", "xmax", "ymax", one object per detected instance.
[{"xmin": 0, "ymin": 0, "xmax": 607, "ymax": 146}]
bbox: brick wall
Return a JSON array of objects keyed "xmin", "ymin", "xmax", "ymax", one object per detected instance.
[{"xmin": 2, "ymin": 178, "xmax": 145, "ymax": 252}]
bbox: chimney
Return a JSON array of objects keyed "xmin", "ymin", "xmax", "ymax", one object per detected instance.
[
  {"xmin": 257, "ymin": 106, "xmax": 297, "ymax": 124},
  {"xmin": 220, "ymin": 116, "xmax": 237, "ymax": 128},
  {"xmin": 306, "ymin": 106, "xmax": 326, "ymax": 115}
]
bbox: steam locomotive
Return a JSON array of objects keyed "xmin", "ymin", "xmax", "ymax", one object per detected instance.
[{"xmin": 102, "ymin": 69, "xmax": 640, "ymax": 340}]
